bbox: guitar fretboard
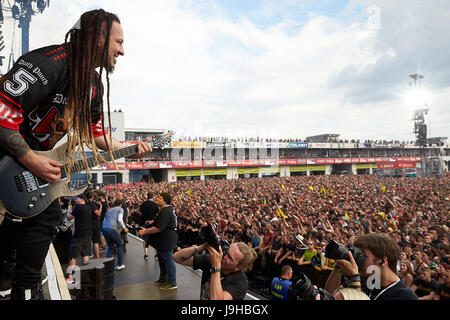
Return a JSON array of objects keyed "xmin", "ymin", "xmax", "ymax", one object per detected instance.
[{"xmin": 60, "ymin": 144, "xmax": 139, "ymax": 178}]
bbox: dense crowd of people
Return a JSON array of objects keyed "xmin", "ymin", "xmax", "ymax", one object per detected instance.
[
  {"xmin": 77, "ymin": 172, "xmax": 450, "ymax": 300},
  {"xmin": 175, "ymin": 136, "xmax": 417, "ymax": 146}
]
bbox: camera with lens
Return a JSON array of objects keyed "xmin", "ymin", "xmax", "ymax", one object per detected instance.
[
  {"xmin": 287, "ymin": 273, "xmax": 334, "ymax": 300},
  {"xmin": 199, "ymin": 224, "xmax": 230, "ymax": 255},
  {"xmin": 325, "ymin": 240, "xmax": 366, "ymax": 271}
]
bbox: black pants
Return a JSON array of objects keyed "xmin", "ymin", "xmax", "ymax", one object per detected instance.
[{"xmin": 0, "ymin": 199, "xmax": 61, "ymax": 287}]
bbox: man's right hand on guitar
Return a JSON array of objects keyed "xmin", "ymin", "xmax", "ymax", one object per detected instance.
[{"xmin": 19, "ymin": 151, "xmax": 63, "ymax": 183}]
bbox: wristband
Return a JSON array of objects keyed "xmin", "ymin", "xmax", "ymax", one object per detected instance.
[
  {"xmin": 194, "ymin": 245, "xmax": 198, "ymax": 256},
  {"xmin": 344, "ymin": 274, "xmax": 361, "ymax": 289}
]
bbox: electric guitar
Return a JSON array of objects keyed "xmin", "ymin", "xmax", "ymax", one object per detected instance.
[{"xmin": 0, "ymin": 131, "xmax": 174, "ymax": 219}]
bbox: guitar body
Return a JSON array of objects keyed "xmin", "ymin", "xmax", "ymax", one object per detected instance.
[
  {"xmin": 0, "ymin": 142, "xmax": 87, "ymax": 219},
  {"xmin": 0, "ymin": 130, "xmax": 174, "ymax": 219}
]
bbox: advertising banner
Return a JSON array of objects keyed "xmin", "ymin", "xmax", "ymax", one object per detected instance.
[
  {"xmin": 203, "ymin": 169, "xmax": 228, "ymax": 176},
  {"xmin": 377, "ymin": 162, "xmax": 416, "ymax": 169},
  {"xmin": 175, "ymin": 170, "xmax": 203, "ymax": 177},
  {"xmin": 237, "ymin": 168, "xmax": 259, "ymax": 174},
  {"xmin": 259, "ymin": 167, "xmax": 281, "ymax": 174},
  {"xmin": 172, "ymin": 141, "xmax": 205, "ymax": 148},
  {"xmin": 288, "ymin": 142, "xmax": 308, "ymax": 148},
  {"xmin": 309, "ymin": 143, "xmax": 331, "ymax": 148}
]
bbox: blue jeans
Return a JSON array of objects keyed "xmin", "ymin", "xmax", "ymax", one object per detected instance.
[
  {"xmin": 157, "ymin": 250, "xmax": 177, "ymax": 286},
  {"xmin": 102, "ymin": 228, "xmax": 123, "ymax": 267}
]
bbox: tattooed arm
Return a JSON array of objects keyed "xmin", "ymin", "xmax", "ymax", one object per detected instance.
[
  {"xmin": 0, "ymin": 127, "xmax": 62, "ymax": 183},
  {"xmin": 173, "ymin": 243, "xmax": 207, "ymax": 267}
]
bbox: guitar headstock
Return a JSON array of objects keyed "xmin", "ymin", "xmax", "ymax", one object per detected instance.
[{"xmin": 150, "ymin": 131, "xmax": 175, "ymax": 150}]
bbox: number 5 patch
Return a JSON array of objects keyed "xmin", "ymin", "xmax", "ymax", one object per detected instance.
[{"xmin": 4, "ymin": 68, "xmax": 37, "ymax": 96}]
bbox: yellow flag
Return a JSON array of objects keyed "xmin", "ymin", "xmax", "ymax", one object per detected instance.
[
  {"xmin": 187, "ymin": 189, "xmax": 191, "ymax": 196},
  {"xmin": 320, "ymin": 186, "xmax": 326, "ymax": 194},
  {"xmin": 308, "ymin": 186, "xmax": 314, "ymax": 191},
  {"xmin": 381, "ymin": 186, "xmax": 386, "ymax": 192},
  {"xmin": 281, "ymin": 184, "xmax": 285, "ymax": 189},
  {"xmin": 263, "ymin": 199, "xmax": 267, "ymax": 207},
  {"xmin": 277, "ymin": 207, "xmax": 286, "ymax": 220},
  {"xmin": 180, "ymin": 192, "xmax": 184, "ymax": 198},
  {"xmin": 380, "ymin": 212, "xmax": 386, "ymax": 219},
  {"xmin": 345, "ymin": 212, "xmax": 350, "ymax": 220}
]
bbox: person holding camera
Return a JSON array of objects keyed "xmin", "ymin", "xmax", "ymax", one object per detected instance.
[
  {"xmin": 138, "ymin": 192, "xmax": 178, "ymax": 290},
  {"xmin": 173, "ymin": 229, "xmax": 257, "ymax": 300},
  {"xmin": 324, "ymin": 233, "xmax": 418, "ymax": 300}
]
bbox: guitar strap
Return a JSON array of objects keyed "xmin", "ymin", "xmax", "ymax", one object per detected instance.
[{"xmin": 1, "ymin": 213, "xmax": 23, "ymax": 223}]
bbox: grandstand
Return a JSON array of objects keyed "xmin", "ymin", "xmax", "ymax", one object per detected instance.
[{"xmin": 69, "ymin": 111, "xmax": 450, "ymax": 186}]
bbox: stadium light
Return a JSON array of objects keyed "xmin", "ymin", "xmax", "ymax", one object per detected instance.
[{"xmin": 405, "ymin": 87, "xmax": 430, "ymax": 107}]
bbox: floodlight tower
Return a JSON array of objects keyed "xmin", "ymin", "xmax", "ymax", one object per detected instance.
[
  {"xmin": 3, "ymin": 0, "xmax": 50, "ymax": 55},
  {"xmin": 409, "ymin": 73, "xmax": 428, "ymax": 147}
]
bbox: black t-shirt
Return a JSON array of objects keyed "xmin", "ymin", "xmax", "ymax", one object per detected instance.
[
  {"xmin": 434, "ymin": 283, "xmax": 450, "ymax": 300},
  {"xmin": 71, "ymin": 204, "xmax": 93, "ymax": 238},
  {"xmin": 0, "ymin": 44, "xmax": 104, "ymax": 154},
  {"xmin": 364, "ymin": 279, "xmax": 418, "ymax": 300},
  {"xmin": 147, "ymin": 206, "xmax": 178, "ymax": 251},
  {"xmin": 88, "ymin": 200, "xmax": 100, "ymax": 223},
  {"xmin": 100, "ymin": 200, "xmax": 107, "ymax": 224},
  {"xmin": 413, "ymin": 277, "xmax": 440, "ymax": 297},
  {"xmin": 139, "ymin": 200, "xmax": 159, "ymax": 222},
  {"xmin": 272, "ymin": 238, "xmax": 282, "ymax": 251},
  {"xmin": 193, "ymin": 253, "xmax": 248, "ymax": 300}
]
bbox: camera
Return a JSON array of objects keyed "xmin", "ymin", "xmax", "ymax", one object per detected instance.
[
  {"xmin": 325, "ymin": 240, "xmax": 366, "ymax": 271},
  {"xmin": 287, "ymin": 273, "xmax": 334, "ymax": 300},
  {"xmin": 199, "ymin": 224, "xmax": 230, "ymax": 255}
]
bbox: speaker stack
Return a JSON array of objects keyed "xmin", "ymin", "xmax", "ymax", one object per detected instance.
[{"xmin": 70, "ymin": 257, "xmax": 115, "ymax": 300}]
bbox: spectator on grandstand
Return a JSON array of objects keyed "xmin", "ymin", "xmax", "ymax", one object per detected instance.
[
  {"xmin": 298, "ymin": 240, "xmax": 316, "ymax": 266},
  {"xmin": 432, "ymin": 268, "xmax": 450, "ymax": 300},
  {"xmin": 411, "ymin": 266, "xmax": 439, "ymax": 300},
  {"xmin": 412, "ymin": 248, "xmax": 428, "ymax": 275},
  {"xmin": 398, "ymin": 260, "xmax": 416, "ymax": 288}
]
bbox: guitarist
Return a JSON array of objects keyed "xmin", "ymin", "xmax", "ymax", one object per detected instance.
[{"xmin": 0, "ymin": 9, "xmax": 152, "ymax": 299}]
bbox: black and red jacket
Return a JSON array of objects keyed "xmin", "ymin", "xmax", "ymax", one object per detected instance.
[{"xmin": 0, "ymin": 44, "xmax": 107, "ymax": 154}]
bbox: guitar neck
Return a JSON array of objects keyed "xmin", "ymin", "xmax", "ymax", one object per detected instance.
[{"xmin": 62, "ymin": 144, "xmax": 139, "ymax": 177}]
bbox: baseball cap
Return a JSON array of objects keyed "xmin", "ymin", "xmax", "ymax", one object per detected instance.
[{"xmin": 77, "ymin": 193, "xmax": 88, "ymax": 202}]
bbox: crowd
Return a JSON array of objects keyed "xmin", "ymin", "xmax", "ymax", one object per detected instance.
[
  {"xmin": 76, "ymin": 172, "xmax": 449, "ymax": 300},
  {"xmin": 175, "ymin": 135, "xmax": 418, "ymax": 146}
]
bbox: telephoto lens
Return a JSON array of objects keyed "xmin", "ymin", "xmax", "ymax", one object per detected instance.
[
  {"xmin": 287, "ymin": 273, "xmax": 334, "ymax": 300},
  {"xmin": 200, "ymin": 225, "xmax": 230, "ymax": 254},
  {"xmin": 325, "ymin": 240, "xmax": 366, "ymax": 271}
]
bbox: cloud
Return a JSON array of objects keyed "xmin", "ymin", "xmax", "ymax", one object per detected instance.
[{"xmin": 15, "ymin": 0, "xmax": 450, "ymax": 141}]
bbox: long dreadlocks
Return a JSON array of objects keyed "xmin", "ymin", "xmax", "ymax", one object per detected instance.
[{"xmin": 64, "ymin": 9, "xmax": 119, "ymax": 180}]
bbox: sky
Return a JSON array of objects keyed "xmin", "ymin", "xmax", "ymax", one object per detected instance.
[{"xmin": 2, "ymin": 0, "xmax": 449, "ymax": 141}]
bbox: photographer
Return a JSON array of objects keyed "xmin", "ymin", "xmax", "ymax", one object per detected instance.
[
  {"xmin": 324, "ymin": 233, "xmax": 418, "ymax": 300},
  {"xmin": 173, "ymin": 226, "xmax": 257, "ymax": 300}
]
